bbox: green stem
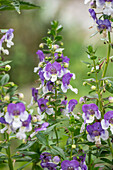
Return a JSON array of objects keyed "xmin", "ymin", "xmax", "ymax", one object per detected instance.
[
  {"xmin": 101, "ymin": 31, "xmax": 111, "ymax": 85},
  {"xmin": 93, "ymin": 60, "xmax": 103, "ymax": 116},
  {"xmin": 6, "ymin": 134, "xmax": 14, "ymax": 170},
  {"xmin": 70, "ymin": 132, "xmax": 74, "ymax": 159},
  {"xmin": 88, "ymin": 147, "xmax": 91, "ymax": 170},
  {"xmin": 54, "ymin": 82, "xmax": 59, "ymax": 144},
  {"xmin": 108, "ymin": 139, "xmax": 113, "ymax": 164}
]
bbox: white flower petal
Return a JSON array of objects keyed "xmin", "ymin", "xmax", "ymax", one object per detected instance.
[
  {"xmin": 110, "ymin": 124, "xmax": 113, "ymax": 134},
  {"xmin": 101, "ymin": 119, "xmax": 109, "ymax": 130},
  {"xmin": 37, "ymin": 107, "xmax": 42, "ymax": 115},
  {"xmin": 5, "ymin": 112, "xmax": 13, "ymax": 124},
  {"xmin": 51, "ymin": 74, "xmax": 57, "ymax": 82},
  {"xmin": 84, "ymin": 0, "xmax": 91, "ymax": 4},
  {"xmin": 12, "ymin": 118, "xmax": 22, "ymax": 130},
  {"xmin": 34, "ymin": 67, "xmax": 39, "ymax": 73},
  {"xmin": 87, "ymin": 134, "xmax": 94, "ymax": 142},
  {"xmin": 101, "ymin": 130, "xmax": 109, "ymax": 140},
  {"xmin": 44, "ymin": 72, "xmax": 50, "ymax": 80},
  {"xmin": 0, "ymin": 126, "xmax": 7, "ymax": 133},
  {"xmin": 86, "ymin": 115, "xmax": 95, "ymax": 124},
  {"xmin": 95, "ymin": 110, "xmax": 101, "ymax": 120},
  {"xmin": 16, "ymin": 131, "xmax": 26, "ymax": 140},
  {"xmin": 80, "ymin": 123, "xmax": 85, "ymax": 133},
  {"xmin": 68, "ymin": 85, "xmax": 78, "ymax": 94},
  {"xmin": 61, "ymin": 83, "xmax": 68, "ymax": 93},
  {"xmin": 46, "ymin": 108, "xmax": 54, "ymax": 115},
  {"xmin": 95, "ymin": 136, "xmax": 101, "ymax": 145},
  {"xmin": 20, "ymin": 111, "xmax": 29, "ymax": 121}
]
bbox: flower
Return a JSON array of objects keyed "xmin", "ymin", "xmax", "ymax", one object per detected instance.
[
  {"xmin": 36, "ymin": 50, "xmax": 45, "ymax": 62},
  {"xmin": 73, "ymin": 152, "xmax": 87, "ymax": 170},
  {"xmin": 82, "ymin": 103, "xmax": 101, "ymax": 124},
  {"xmin": 16, "ymin": 115, "xmax": 32, "ymax": 139},
  {"xmin": 37, "ymin": 98, "xmax": 54, "ymax": 115},
  {"xmin": 44, "ymin": 61, "xmax": 62, "ymax": 82},
  {"xmin": 68, "ymin": 99, "xmax": 78, "ymax": 112},
  {"xmin": 35, "ymin": 122, "xmax": 49, "ymax": 132},
  {"xmin": 43, "ymin": 81, "xmax": 55, "ymax": 94},
  {"xmin": 61, "ymin": 160, "xmax": 79, "ymax": 170},
  {"xmin": 32, "ymin": 88, "xmax": 38, "ymax": 102},
  {"xmin": 40, "ymin": 152, "xmax": 59, "ymax": 170},
  {"xmin": 96, "ymin": 19, "xmax": 111, "ymax": 32},
  {"xmin": 89, "ymin": 9, "xmax": 97, "ymax": 20},
  {"xmin": 39, "ymin": 69, "xmax": 45, "ymax": 85},
  {"xmin": 101, "ymin": 111, "xmax": 113, "ymax": 134},
  {"xmin": 5, "ymin": 103, "xmax": 29, "ymax": 130},
  {"xmin": 86, "ymin": 122, "xmax": 109, "ymax": 145},
  {"xmin": 61, "ymin": 72, "xmax": 78, "ymax": 94}
]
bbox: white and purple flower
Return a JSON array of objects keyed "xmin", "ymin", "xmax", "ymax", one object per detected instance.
[
  {"xmin": 5, "ymin": 103, "xmax": 29, "ymax": 130},
  {"xmin": 61, "ymin": 72, "xmax": 78, "ymax": 94},
  {"xmin": 101, "ymin": 111, "xmax": 113, "ymax": 134},
  {"xmin": 82, "ymin": 103, "xmax": 101, "ymax": 124},
  {"xmin": 86, "ymin": 122, "xmax": 109, "ymax": 145},
  {"xmin": 44, "ymin": 61, "xmax": 63, "ymax": 82},
  {"xmin": 96, "ymin": 19, "xmax": 111, "ymax": 32},
  {"xmin": 61, "ymin": 160, "xmax": 80, "ymax": 170},
  {"xmin": 37, "ymin": 98, "xmax": 54, "ymax": 115}
]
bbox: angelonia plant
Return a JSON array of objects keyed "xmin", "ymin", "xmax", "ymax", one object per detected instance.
[{"xmin": 1, "ymin": 1, "xmax": 113, "ymax": 170}]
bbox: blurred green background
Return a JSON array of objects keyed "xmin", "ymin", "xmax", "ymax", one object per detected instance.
[{"xmin": 1, "ymin": 0, "xmax": 113, "ymax": 169}]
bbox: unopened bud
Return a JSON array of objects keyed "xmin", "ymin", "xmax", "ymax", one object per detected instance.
[
  {"xmin": 87, "ymin": 72, "xmax": 91, "ymax": 76},
  {"xmin": 79, "ymin": 97, "xmax": 85, "ymax": 104},
  {"xmin": 4, "ymin": 95, "xmax": 10, "ymax": 101},
  {"xmin": 83, "ymin": 82, "xmax": 87, "ymax": 86},
  {"xmin": 109, "ymin": 96, "xmax": 113, "ymax": 103},
  {"xmin": 87, "ymin": 64, "xmax": 90, "ymax": 68},
  {"xmin": 64, "ymin": 63, "xmax": 69, "ymax": 68},
  {"xmin": 60, "ymin": 42, "xmax": 63, "ymax": 46},
  {"xmin": 56, "ymin": 80, "xmax": 60, "ymax": 85},
  {"xmin": 52, "ymin": 45, "xmax": 59, "ymax": 50},
  {"xmin": 109, "ymin": 83, "xmax": 111, "ymax": 87},
  {"xmin": 72, "ymin": 144, "xmax": 76, "ymax": 149},
  {"xmin": 39, "ymin": 43, "xmax": 44, "ymax": 48},
  {"xmin": 9, "ymin": 82, "xmax": 15, "ymax": 86},
  {"xmin": 18, "ymin": 93, "xmax": 24, "ymax": 100},
  {"xmin": 32, "ymin": 116, "xmax": 37, "ymax": 122},
  {"xmin": 5, "ymin": 65, "xmax": 11, "ymax": 71},
  {"xmin": 91, "ymin": 85, "xmax": 96, "ymax": 90},
  {"xmin": 105, "ymin": 80, "xmax": 108, "ymax": 84}
]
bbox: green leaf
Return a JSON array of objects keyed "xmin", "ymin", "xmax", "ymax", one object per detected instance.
[
  {"xmin": 0, "ymin": 61, "xmax": 12, "ymax": 67},
  {"xmin": 51, "ymin": 146, "xmax": 66, "ymax": 159},
  {"xmin": 100, "ymin": 158, "xmax": 113, "ymax": 165},
  {"xmin": 57, "ymin": 25, "xmax": 63, "ymax": 33},
  {"xmin": 36, "ymin": 132, "xmax": 49, "ymax": 146},
  {"xmin": 0, "ymin": 74, "xmax": 9, "ymax": 85},
  {"xmin": 17, "ymin": 160, "xmax": 32, "ymax": 170},
  {"xmin": 17, "ymin": 140, "xmax": 36, "ymax": 151},
  {"xmin": 11, "ymin": 0, "xmax": 20, "ymax": 14},
  {"xmin": 55, "ymin": 35, "xmax": 62, "ymax": 41},
  {"xmin": 105, "ymin": 80, "xmax": 113, "ymax": 93}
]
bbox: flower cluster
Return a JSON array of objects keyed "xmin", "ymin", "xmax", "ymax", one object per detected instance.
[
  {"xmin": 0, "ymin": 103, "xmax": 32, "ymax": 139},
  {"xmin": 40, "ymin": 152, "xmax": 60, "ymax": 170},
  {"xmin": 0, "ymin": 29, "xmax": 14, "ymax": 55},
  {"xmin": 85, "ymin": 0, "xmax": 112, "ymax": 36}
]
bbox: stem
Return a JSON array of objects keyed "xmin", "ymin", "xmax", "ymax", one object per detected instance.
[
  {"xmin": 70, "ymin": 132, "xmax": 74, "ymax": 159},
  {"xmin": 6, "ymin": 134, "xmax": 14, "ymax": 170},
  {"xmin": 101, "ymin": 31, "xmax": 111, "ymax": 85},
  {"xmin": 93, "ymin": 60, "xmax": 103, "ymax": 117},
  {"xmin": 88, "ymin": 147, "xmax": 91, "ymax": 170},
  {"xmin": 54, "ymin": 82, "xmax": 59, "ymax": 144},
  {"xmin": 108, "ymin": 139, "xmax": 113, "ymax": 164}
]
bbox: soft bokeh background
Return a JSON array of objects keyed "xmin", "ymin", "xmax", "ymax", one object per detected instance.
[{"xmin": 1, "ymin": 0, "xmax": 112, "ymax": 169}]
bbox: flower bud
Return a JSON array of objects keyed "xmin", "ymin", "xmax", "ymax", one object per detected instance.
[
  {"xmin": 9, "ymin": 82, "xmax": 15, "ymax": 86},
  {"xmin": 87, "ymin": 64, "xmax": 90, "ymax": 68},
  {"xmin": 18, "ymin": 93, "xmax": 24, "ymax": 100},
  {"xmin": 64, "ymin": 62, "xmax": 69, "ymax": 68},
  {"xmin": 32, "ymin": 116, "xmax": 37, "ymax": 122},
  {"xmin": 83, "ymin": 82, "xmax": 87, "ymax": 86},
  {"xmin": 87, "ymin": 72, "xmax": 91, "ymax": 76},
  {"xmin": 5, "ymin": 65, "xmax": 11, "ymax": 71},
  {"xmin": 72, "ymin": 144, "xmax": 76, "ymax": 149},
  {"xmin": 109, "ymin": 96, "xmax": 113, "ymax": 103},
  {"xmin": 105, "ymin": 80, "xmax": 108, "ymax": 84},
  {"xmin": 91, "ymin": 85, "xmax": 96, "ymax": 90},
  {"xmin": 39, "ymin": 62, "xmax": 43, "ymax": 68},
  {"xmin": 39, "ymin": 43, "xmax": 44, "ymax": 48},
  {"xmin": 4, "ymin": 95, "xmax": 10, "ymax": 101},
  {"xmin": 79, "ymin": 97, "xmax": 85, "ymax": 104}
]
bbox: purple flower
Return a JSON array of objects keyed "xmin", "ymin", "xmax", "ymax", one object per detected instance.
[
  {"xmin": 37, "ymin": 98, "xmax": 54, "ymax": 115},
  {"xmin": 101, "ymin": 111, "xmax": 113, "ymax": 134},
  {"xmin": 73, "ymin": 153, "xmax": 87, "ymax": 170},
  {"xmin": 68, "ymin": 99, "xmax": 78, "ymax": 112},
  {"xmin": 43, "ymin": 81, "xmax": 55, "ymax": 94},
  {"xmin": 39, "ymin": 69, "xmax": 45, "ymax": 85},
  {"xmin": 82, "ymin": 103, "xmax": 101, "ymax": 124},
  {"xmin": 61, "ymin": 72, "xmax": 78, "ymax": 94},
  {"xmin": 61, "ymin": 54, "xmax": 70, "ymax": 63},
  {"xmin": 35, "ymin": 122, "xmax": 49, "ymax": 132},
  {"xmin": 32, "ymin": 88, "xmax": 38, "ymax": 102},
  {"xmin": 36, "ymin": 50, "xmax": 45, "ymax": 62},
  {"xmin": 89, "ymin": 9, "xmax": 97, "ymax": 20},
  {"xmin": 40, "ymin": 152, "xmax": 58, "ymax": 170},
  {"xmin": 61, "ymin": 160, "xmax": 79, "ymax": 170},
  {"xmin": 96, "ymin": 19, "xmax": 111, "ymax": 32},
  {"xmin": 44, "ymin": 61, "xmax": 62, "ymax": 82},
  {"xmin": 0, "ymin": 117, "xmax": 7, "ymax": 124},
  {"xmin": 5, "ymin": 103, "xmax": 29, "ymax": 130},
  {"xmin": 86, "ymin": 122, "xmax": 109, "ymax": 145}
]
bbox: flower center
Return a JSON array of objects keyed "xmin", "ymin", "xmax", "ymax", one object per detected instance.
[
  {"xmin": 93, "ymin": 130, "xmax": 100, "ymax": 136},
  {"xmin": 88, "ymin": 109, "xmax": 95, "ymax": 115},
  {"xmin": 109, "ymin": 118, "xmax": 113, "ymax": 124},
  {"xmin": 67, "ymin": 167, "xmax": 74, "ymax": 170},
  {"xmin": 50, "ymin": 66, "xmax": 57, "ymax": 74},
  {"xmin": 13, "ymin": 110, "xmax": 20, "ymax": 116},
  {"xmin": 22, "ymin": 121, "xmax": 29, "ymax": 127}
]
